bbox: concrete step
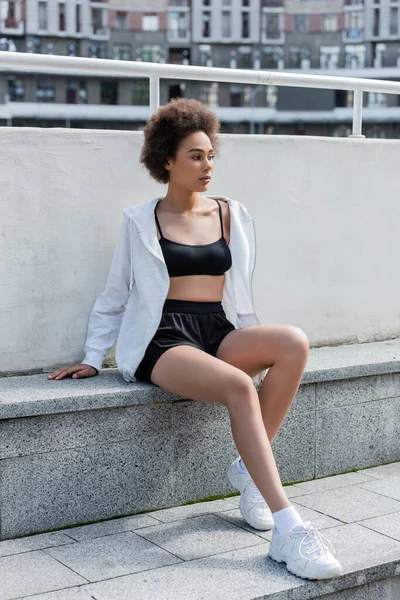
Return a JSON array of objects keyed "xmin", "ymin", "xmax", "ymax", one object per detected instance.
[
  {"xmin": 0, "ymin": 338, "xmax": 399, "ymax": 540},
  {"xmin": 0, "ymin": 462, "xmax": 399, "ymax": 600}
]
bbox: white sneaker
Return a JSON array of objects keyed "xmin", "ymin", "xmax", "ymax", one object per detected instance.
[
  {"xmin": 269, "ymin": 521, "xmax": 343, "ymax": 580},
  {"xmin": 227, "ymin": 456, "xmax": 274, "ymax": 530}
]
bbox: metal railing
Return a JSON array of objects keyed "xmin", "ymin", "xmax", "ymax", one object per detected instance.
[{"xmin": 1, "ymin": 50, "xmax": 400, "ymax": 137}]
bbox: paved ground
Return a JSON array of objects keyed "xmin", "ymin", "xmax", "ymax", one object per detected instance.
[{"xmin": 1, "ymin": 462, "xmax": 400, "ymax": 600}]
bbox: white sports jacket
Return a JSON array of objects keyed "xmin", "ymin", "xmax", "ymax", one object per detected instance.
[{"xmin": 82, "ymin": 195, "xmax": 267, "ymax": 387}]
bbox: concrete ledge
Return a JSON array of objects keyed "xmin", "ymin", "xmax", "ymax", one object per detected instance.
[{"xmin": 0, "ymin": 338, "xmax": 399, "ymax": 540}]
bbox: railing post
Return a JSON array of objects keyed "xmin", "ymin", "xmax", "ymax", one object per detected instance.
[
  {"xmin": 149, "ymin": 76, "xmax": 160, "ymax": 116},
  {"xmin": 349, "ymin": 88, "xmax": 366, "ymax": 138}
]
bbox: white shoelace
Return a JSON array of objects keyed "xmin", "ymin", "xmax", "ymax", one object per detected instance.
[{"xmin": 293, "ymin": 521, "xmax": 337, "ymax": 561}]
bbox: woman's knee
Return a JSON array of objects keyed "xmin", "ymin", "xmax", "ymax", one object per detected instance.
[
  {"xmin": 222, "ymin": 371, "xmax": 258, "ymax": 410},
  {"xmin": 284, "ymin": 326, "xmax": 310, "ymax": 360}
]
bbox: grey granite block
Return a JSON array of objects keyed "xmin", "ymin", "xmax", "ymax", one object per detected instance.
[
  {"xmin": 61, "ymin": 513, "xmax": 160, "ymax": 542},
  {"xmin": 0, "ymin": 403, "xmax": 173, "ymax": 459},
  {"xmin": 315, "ymin": 586, "xmax": 368, "ymax": 600},
  {"xmin": 44, "ymin": 530, "xmax": 181, "ymax": 582},
  {"xmin": 290, "ymin": 502, "xmax": 344, "ymax": 528},
  {"xmin": 215, "ymin": 508, "xmax": 273, "ymax": 540},
  {"xmin": 134, "ymin": 513, "xmax": 266, "ymax": 561},
  {"xmin": 358, "ymin": 512, "xmax": 400, "ymax": 542},
  {"xmin": 315, "ymin": 372, "xmax": 400, "ymax": 410},
  {"xmin": 315, "ymin": 398, "xmax": 400, "ymax": 477},
  {"xmin": 286, "ymin": 383, "xmax": 315, "ymax": 415},
  {"xmin": 271, "ymin": 408, "xmax": 315, "ymax": 484},
  {"xmin": 147, "ymin": 498, "xmax": 239, "ymax": 524},
  {"xmin": 357, "ymin": 475, "xmax": 400, "ymax": 501},
  {"xmin": 302, "ymin": 338, "xmax": 400, "ymax": 385},
  {"xmin": 290, "ymin": 471, "xmax": 376, "ymax": 495},
  {"xmin": 0, "ymin": 436, "xmax": 176, "ymax": 539},
  {"xmin": 170, "ymin": 401, "xmax": 239, "ymax": 504},
  {"xmin": 0, "ymin": 549, "xmax": 86, "ymax": 600},
  {"xmin": 368, "ymin": 575, "xmax": 400, "ymax": 600},
  {"xmin": 0, "ymin": 531, "xmax": 74, "ymax": 558},
  {"xmin": 283, "ymin": 485, "xmax": 313, "ymax": 499},
  {"xmin": 294, "ymin": 486, "xmax": 400, "ymax": 523},
  {"xmin": 359, "ymin": 461, "xmax": 400, "ymax": 479}
]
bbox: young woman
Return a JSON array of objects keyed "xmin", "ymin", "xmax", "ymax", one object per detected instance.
[{"xmin": 48, "ymin": 98, "xmax": 342, "ymax": 581}]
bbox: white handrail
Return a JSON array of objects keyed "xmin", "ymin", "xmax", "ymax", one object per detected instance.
[{"xmin": 1, "ymin": 50, "xmax": 400, "ymax": 137}]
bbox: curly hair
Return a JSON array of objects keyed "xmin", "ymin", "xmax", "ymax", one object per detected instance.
[{"xmin": 139, "ymin": 98, "xmax": 221, "ymax": 184}]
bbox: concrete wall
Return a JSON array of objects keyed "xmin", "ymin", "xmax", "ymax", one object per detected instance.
[{"xmin": 1, "ymin": 129, "xmax": 400, "ymax": 375}]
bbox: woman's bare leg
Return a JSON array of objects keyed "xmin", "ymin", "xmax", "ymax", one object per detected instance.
[
  {"xmin": 150, "ymin": 345, "xmax": 290, "ymax": 513},
  {"xmin": 216, "ymin": 325, "xmax": 310, "ymax": 442}
]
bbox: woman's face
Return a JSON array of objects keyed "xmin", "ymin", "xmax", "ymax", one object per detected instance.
[{"xmin": 165, "ymin": 131, "xmax": 215, "ymax": 192}]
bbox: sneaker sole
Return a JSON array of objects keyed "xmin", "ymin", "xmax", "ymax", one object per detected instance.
[
  {"xmin": 268, "ymin": 549, "xmax": 342, "ymax": 580},
  {"xmin": 228, "ymin": 463, "xmax": 274, "ymax": 531}
]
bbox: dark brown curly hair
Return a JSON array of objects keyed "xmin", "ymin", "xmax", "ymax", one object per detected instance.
[{"xmin": 140, "ymin": 98, "xmax": 221, "ymax": 184}]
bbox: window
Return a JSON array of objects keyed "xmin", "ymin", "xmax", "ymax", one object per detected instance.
[
  {"xmin": 202, "ymin": 11, "xmax": 211, "ymax": 37},
  {"xmin": 230, "ymin": 85, "xmax": 243, "ymax": 106},
  {"xmin": 320, "ymin": 47, "xmax": 339, "ymax": 69},
  {"xmin": 344, "ymin": 44, "xmax": 366, "ymax": 68},
  {"xmin": 198, "ymin": 82, "xmax": 219, "ymax": 107},
  {"xmin": 373, "ymin": 8, "xmax": 380, "ymax": 36},
  {"xmin": 92, "ymin": 8, "xmax": 106, "ymax": 35},
  {"xmin": 58, "ymin": 3, "xmax": 66, "ymax": 31},
  {"xmin": 142, "ymin": 15, "xmax": 159, "ymax": 31},
  {"xmin": 261, "ymin": 47, "xmax": 283, "ymax": 69},
  {"xmin": 222, "ymin": 11, "xmax": 231, "ymax": 37},
  {"xmin": 367, "ymin": 92, "xmax": 386, "ymax": 107},
  {"xmin": 323, "ymin": 14, "xmax": 338, "ymax": 32},
  {"xmin": 8, "ymin": 76, "xmax": 24, "ymax": 101},
  {"xmin": 237, "ymin": 46, "xmax": 252, "ymax": 69},
  {"xmin": 100, "ymin": 81, "xmax": 118, "ymax": 105},
  {"xmin": 36, "ymin": 77, "xmax": 55, "ymax": 102},
  {"xmin": 198, "ymin": 44, "xmax": 212, "ymax": 66},
  {"xmin": 242, "ymin": 0, "xmax": 250, "ymax": 5},
  {"xmin": 116, "ymin": 11, "xmax": 128, "ymax": 29},
  {"xmin": 345, "ymin": 10, "xmax": 364, "ymax": 39},
  {"xmin": 132, "ymin": 79, "xmax": 150, "ymax": 105},
  {"xmin": 169, "ymin": 12, "xmax": 188, "ymax": 39},
  {"xmin": 241, "ymin": 12, "xmax": 250, "ymax": 38},
  {"xmin": 293, "ymin": 14, "xmax": 308, "ymax": 33},
  {"xmin": 88, "ymin": 42, "xmax": 107, "ymax": 59},
  {"xmin": 66, "ymin": 80, "xmax": 87, "ymax": 104},
  {"xmin": 76, "ymin": 4, "xmax": 81, "ymax": 33},
  {"xmin": 262, "ymin": 13, "xmax": 280, "ymax": 39},
  {"xmin": 5, "ymin": 1, "xmax": 17, "ymax": 26},
  {"xmin": 141, "ymin": 44, "xmax": 162, "ymax": 62},
  {"xmin": 289, "ymin": 47, "xmax": 310, "ymax": 69},
  {"xmin": 38, "ymin": 2, "xmax": 48, "ymax": 30},
  {"xmin": 390, "ymin": 7, "xmax": 398, "ymax": 35},
  {"xmin": 113, "ymin": 43, "xmax": 132, "ymax": 61}
]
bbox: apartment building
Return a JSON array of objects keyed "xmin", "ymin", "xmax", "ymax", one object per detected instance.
[{"xmin": 0, "ymin": 0, "xmax": 400, "ymax": 137}]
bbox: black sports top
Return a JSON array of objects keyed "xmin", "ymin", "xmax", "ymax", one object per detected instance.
[{"xmin": 155, "ymin": 198, "xmax": 232, "ymax": 277}]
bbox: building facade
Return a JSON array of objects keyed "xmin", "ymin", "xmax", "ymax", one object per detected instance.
[{"xmin": 0, "ymin": 0, "xmax": 400, "ymax": 137}]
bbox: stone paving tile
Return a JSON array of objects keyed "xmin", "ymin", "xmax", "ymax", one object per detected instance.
[
  {"xmin": 0, "ymin": 550, "xmax": 86, "ymax": 600},
  {"xmin": 358, "ymin": 461, "xmax": 400, "ymax": 479},
  {"xmin": 216, "ymin": 503, "xmax": 342, "ymax": 542},
  {"xmin": 83, "ymin": 542, "xmax": 301, "ymax": 600},
  {"xmin": 81, "ymin": 524, "xmax": 400, "ymax": 600},
  {"xmin": 13, "ymin": 589, "xmax": 96, "ymax": 600},
  {"xmin": 283, "ymin": 484, "xmax": 314, "ymax": 499},
  {"xmin": 294, "ymin": 486, "xmax": 400, "ymax": 523},
  {"xmin": 0, "ymin": 531, "xmax": 74, "ymax": 558},
  {"xmin": 358, "ymin": 511, "xmax": 400, "ymax": 542},
  {"xmin": 357, "ymin": 475, "xmax": 400, "ymax": 502},
  {"xmin": 44, "ymin": 530, "xmax": 181, "ymax": 582},
  {"xmin": 289, "ymin": 471, "xmax": 375, "ymax": 495},
  {"xmin": 60, "ymin": 512, "xmax": 160, "ymax": 541},
  {"xmin": 146, "ymin": 497, "xmax": 239, "ymax": 523},
  {"xmin": 134, "ymin": 513, "xmax": 266, "ymax": 561}
]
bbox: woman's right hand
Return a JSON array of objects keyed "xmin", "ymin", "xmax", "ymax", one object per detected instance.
[{"xmin": 47, "ymin": 363, "xmax": 99, "ymax": 380}]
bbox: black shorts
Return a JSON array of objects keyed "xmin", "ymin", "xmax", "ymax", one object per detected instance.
[{"xmin": 134, "ymin": 298, "xmax": 236, "ymax": 385}]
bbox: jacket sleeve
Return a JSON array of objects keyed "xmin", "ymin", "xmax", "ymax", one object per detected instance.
[{"xmin": 81, "ymin": 212, "xmax": 133, "ymax": 373}]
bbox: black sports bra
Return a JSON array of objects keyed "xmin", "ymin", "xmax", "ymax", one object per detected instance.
[{"xmin": 155, "ymin": 198, "xmax": 232, "ymax": 277}]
